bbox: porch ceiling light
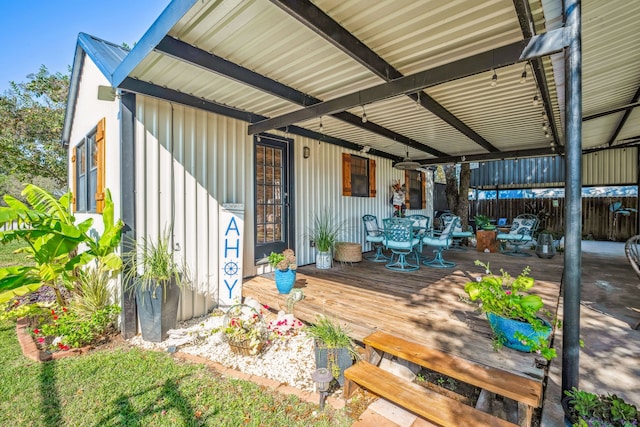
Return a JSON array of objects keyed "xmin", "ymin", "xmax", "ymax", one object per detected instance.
[
  {"xmin": 490, "ymin": 70, "xmax": 498, "ymax": 87},
  {"xmin": 520, "ymin": 65, "xmax": 527, "ymax": 84},
  {"xmin": 394, "ymin": 145, "xmax": 421, "ymax": 170}
]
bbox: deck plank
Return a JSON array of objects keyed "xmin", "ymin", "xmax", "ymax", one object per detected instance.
[{"xmin": 243, "ymin": 248, "xmax": 564, "ymax": 383}]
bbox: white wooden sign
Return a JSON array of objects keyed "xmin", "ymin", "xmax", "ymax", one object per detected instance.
[{"xmin": 218, "ymin": 203, "xmax": 244, "ymax": 308}]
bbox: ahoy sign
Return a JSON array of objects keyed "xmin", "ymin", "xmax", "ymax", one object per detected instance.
[{"xmin": 218, "ymin": 203, "xmax": 244, "ymax": 308}]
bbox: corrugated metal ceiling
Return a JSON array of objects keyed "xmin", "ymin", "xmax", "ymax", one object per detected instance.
[{"xmin": 117, "ymin": 0, "xmax": 640, "ymax": 165}]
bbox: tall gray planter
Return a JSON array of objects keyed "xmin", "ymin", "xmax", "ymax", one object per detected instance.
[
  {"xmin": 314, "ymin": 343, "xmax": 353, "ymax": 386},
  {"xmin": 135, "ymin": 280, "xmax": 181, "ymax": 342}
]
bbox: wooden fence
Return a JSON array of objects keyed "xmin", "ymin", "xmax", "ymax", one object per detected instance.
[{"xmin": 470, "ymin": 196, "xmax": 638, "ymax": 242}]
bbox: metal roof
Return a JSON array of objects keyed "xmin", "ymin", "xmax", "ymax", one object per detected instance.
[{"xmin": 67, "ymin": 0, "xmax": 640, "ymax": 164}]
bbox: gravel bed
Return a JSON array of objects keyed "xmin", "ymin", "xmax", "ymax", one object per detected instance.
[{"xmin": 127, "ymin": 305, "xmax": 318, "ymax": 392}]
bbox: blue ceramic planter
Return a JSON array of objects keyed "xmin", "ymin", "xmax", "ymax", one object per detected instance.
[
  {"xmin": 486, "ymin": 313, "xmax": 551, "ymax": 352},
  {"xmin": 274, "ymin": 269, "xmax": 296, "ymax": 294}
]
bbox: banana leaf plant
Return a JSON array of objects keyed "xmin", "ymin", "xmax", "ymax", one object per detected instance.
[{"xmin": 0, "ymin": 184, "xmax": 123, "ymax": 306}]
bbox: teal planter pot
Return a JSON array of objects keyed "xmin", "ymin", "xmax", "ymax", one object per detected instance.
[
  {"xmin": 274, "ymin": 269, "xmax": 296, "ymax": 294},
  {"xmin": 486, "ymin": 312, "xmax": 551, "ymax": 352}
]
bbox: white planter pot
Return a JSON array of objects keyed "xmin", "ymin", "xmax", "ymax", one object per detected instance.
[{"xmin": 316, "ymin": 251, "xmax": 332, "ymax": 269}]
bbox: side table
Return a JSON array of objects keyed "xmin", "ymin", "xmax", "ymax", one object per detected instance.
[{"xmin": 476, "ymin": 229, "xmax": 499, "ymax": 253}]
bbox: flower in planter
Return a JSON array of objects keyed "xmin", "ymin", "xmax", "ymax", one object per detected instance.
[
  {"xmin": 268, "ymin": 249, "xmax": 297, "ymax": 271},
  {"xmin": 221, "ymin": 304, "xmax": 268, "ymax": 355},
  {"xmin": 267, "ymin": 312, "xmax": 304, "ymax": 337},
  {"xmin": 462, "ymin": 260, "xmax": 557, "ymax": 360}
]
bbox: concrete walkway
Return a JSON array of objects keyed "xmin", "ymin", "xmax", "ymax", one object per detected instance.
[{"xmin": 353, "ymin": 240, "xmax": 640, "ymax": 427}]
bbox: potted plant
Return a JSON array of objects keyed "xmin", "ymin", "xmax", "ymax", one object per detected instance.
[
  {"xmin": 308, "ymin": 210, "xmax": 344, "ymax": 269},
  {"xmin": 307, "ymin": 315, "xmax": 359, "ymax": 386},
  {"xmin": 474, "ymin": 215, "xmax": 496, "ymax": 230},
  {"xmin": 125, "ymin": 228, "xmax": 187, "ymax": 342},
  {"xmin": 562, "ymin": 387, "xmax": 639, "ymax": 426},
  {"xmin": 463, "ymin": 260, "xmax": 556, "ymax": 360},
  {"xmin": 268, "ymin": 249, "xmax": 297, "ymax": 294}
]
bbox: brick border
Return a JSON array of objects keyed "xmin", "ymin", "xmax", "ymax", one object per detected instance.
[
  {"xmin": 174, "ymin": 352, "xmax": 345, "ymax": 410},
  {"xmin": 15, "ymin": 318, "xmax": 91, "ymax": 362}
]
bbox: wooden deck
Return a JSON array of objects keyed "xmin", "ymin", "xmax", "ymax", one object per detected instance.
[{"xmin": 243, "ymin": 247, "xmax": 564, "ymax": 383}]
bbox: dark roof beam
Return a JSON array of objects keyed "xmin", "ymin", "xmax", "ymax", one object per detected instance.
[
  {"xmin": 117, "ymin": 78, "xmax": 402, "ymax": 162},
  {"xmin": 249, "ymin": 29, "xmax": 568, "ymax": 135},
  {"xmin": 417, "ymin": 147, "xmax": 558, "ymax": 166},
  {"xmin": 155, "ymin": 35, "xmax": 447, "ymax": 157},
  {"xmin": 270, "ymin": 0, "xmax": 498, "ymax": 153},
  {"xmin": 605, "ymin": 85, "xmax": 640, "ymax": 146},
  {"xmin": 512, "ymin": 0, "xmax": 562, "ymax": 145},
  {"xmin": 583, "ymin": 100, "xmax": 640, "ymax": 121}
]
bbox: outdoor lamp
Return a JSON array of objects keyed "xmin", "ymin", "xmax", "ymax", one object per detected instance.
[{"xmin": 312, "ymin": 367, "xmax": 334, "ymax": 410}]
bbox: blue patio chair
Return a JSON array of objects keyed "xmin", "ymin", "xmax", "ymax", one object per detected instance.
[
  {"xmin": 362, "ymin": 214, "xmax": 388, "ymax": 262},
  {"xmin": 407, "ymin": 214, "xmax": 431, "ymax": 256},
  {"xmin": 382, "ymin": 218, "xmax": 421, "ymax": 271},
  {"xmin": 440, "ymin": 213, "xmax": 473, "ymax": 250},
  {"xmin": 496, "ymin": 214, "xmax": 538, "ymax": 256},
  {"xmin": 422, "ymin": 215, "xmax": 458, "ymax": 268}
]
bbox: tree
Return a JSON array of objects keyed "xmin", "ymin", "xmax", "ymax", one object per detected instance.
[
  {"xmin": 0, "ymin": 66, "xmax": 69, "ymax": 191},
  {"xmin": 444, "ymin": 163, "xmax": 471, "ymax": 228}
]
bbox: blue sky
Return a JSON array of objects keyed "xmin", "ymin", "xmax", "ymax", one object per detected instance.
[{"xmin": 0, "ymin": 1, "xmax": 171, "ymax": 93}]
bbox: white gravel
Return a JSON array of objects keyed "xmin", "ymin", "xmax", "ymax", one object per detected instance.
[{"xmin": 127, "ymin": 303, "xmax": 318, "ymax": 392}]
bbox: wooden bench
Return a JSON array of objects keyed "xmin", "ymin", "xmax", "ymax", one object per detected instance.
[{"xmin": 344, "ymin": 331, "xmax": 544, "ymax": 427}]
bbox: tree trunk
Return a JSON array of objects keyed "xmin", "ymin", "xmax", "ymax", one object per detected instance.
[{"xmin": 444, "ymin": 163, "xmax": 471, "ymax": 228}]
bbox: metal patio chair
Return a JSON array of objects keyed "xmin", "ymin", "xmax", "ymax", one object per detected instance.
[
  {"xmin": 439, "ymin": 213, "xmax": 473, "ymax": 250},
  {"xmin": 382, "ymin": 217, "xmax": 420, "ymax": 271},
  {"xmin": 422, "ymin": 215, "xmax": 458, "ymax": 268},
  {"xmin": 362, "ymin": 214, "xmax": 388, "ymax": 262},
  {"xmin": 407, "ymin": 214, "xmax": 431, "ymax": 256},
  {"xmin": 496, "ymin": 214, "xmax": 538, "ymax": 256}
]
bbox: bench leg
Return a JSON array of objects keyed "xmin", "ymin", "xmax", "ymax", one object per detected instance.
[{"xmin": 343, "ymin": 377, "xmax": 359, "ymax": 399}]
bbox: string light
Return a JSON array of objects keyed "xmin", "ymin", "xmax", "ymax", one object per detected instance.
[
  {"xmin": 542, "ymin": 122, "xmax": 548, "ymax": 131},
  {"xmin": 319, "ymin": 116, "xmax": 323, "ymax": 133},
  {"xmin": 490, "ymin": 70, "xmax": 498, "ymax": 87},
  {"xmin": 545, "ymin": 131, "xmax": 550, "ymax": 138},
  {"xmin": 542, "ymin": 111, "xmax": 548, "ymax": 121},
  {"xmin": 361, "ymin": 105, "xmax": 367, "ymax": 123},
  {"xmin": 532, "ymin": 95, "xmax": 540, "ymax": 106},
  {"xmin": 415, "ymin": 92, "xmax": 421, "ymax": 110},
  {"xmin": 520, "ymin": 65, "xmax": 527, "ymax": 84}
]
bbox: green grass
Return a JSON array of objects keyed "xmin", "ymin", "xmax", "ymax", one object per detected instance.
[
  {"xmin": 0, "ymin": 239, "xmax": 32, "ymax": 267},
  {"xmin": 0, "ymin": 319, "xmax": 354, "ymax": 426}
]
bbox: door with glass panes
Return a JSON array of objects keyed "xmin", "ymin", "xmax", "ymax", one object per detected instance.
[{"xmin": 254, "ymin": 134, "xmax": 294, "ymax": 262}]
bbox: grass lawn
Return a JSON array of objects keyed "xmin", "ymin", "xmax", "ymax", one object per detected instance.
[{"xmin": 0, "ymin": 242, "xmax": 355, "ymax": 426}]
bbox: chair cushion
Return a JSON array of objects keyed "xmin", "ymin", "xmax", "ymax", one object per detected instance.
[
  {"xmin": 509, "ymin": 218, "xmax": 536, "ymax": 236},
  {"xmin": 439, "ymin": 218, "xmax": 457, "ymax": 240},
  {"xmin": 423, "ymin": 235, "xmax": 449, "ymax": 247},
  {"xmin": 364, "ymin": 218, "xmax": 382, "ymax": 236},
  {"xmin": 366, "ymin": 235, "xmax": 384, "ymax": 243}
]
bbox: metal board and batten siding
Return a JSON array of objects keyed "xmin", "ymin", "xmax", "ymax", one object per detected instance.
[
  {"xmin": 470, "ymin": 157, "xmax": 565, "ymax": 189},
  {"xmin": 582, "ymin": 148, "xmax": 638, "ymax": 186},
  {"xmin": 134, "ymin": 96, "xmax": 254, "ymax": 320}
]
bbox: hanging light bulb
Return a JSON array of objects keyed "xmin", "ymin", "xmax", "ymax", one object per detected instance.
[
  {"xmin": 542, "ymin": 122, "xmax": 548, "ymax": 131},
  {"xmin": 319, "ymin": 116, "xmax": 323, "ymax": 133},
  {"xmin": 415, "ymin": 92, "xmax": 421, "ymax": 110},
  {"xmin": 532, "ymin": 95, "xmax": 540, "ymax": 106},
  {"xmin": 361, "ymin": 105, "xmax": 367, "ymax": 123},
  {"xmin": 520, "ymin": 65, "xmax": 527, "ymax": 84},
  {"xmin": 545, "ymin": 131, "xmax": 550, "ymax": 138},
  {"xmin": 542, "ymin": 111, "xmax": 548, "ymax": 120},
  {"xmin": 490, "ymin": 70, "xmax": 498, "ymax": 87}
]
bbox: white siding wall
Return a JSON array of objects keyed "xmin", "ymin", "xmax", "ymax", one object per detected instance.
[{"xmin": 134, "ymin": 96, "xmax": 433, "ymax": 319}]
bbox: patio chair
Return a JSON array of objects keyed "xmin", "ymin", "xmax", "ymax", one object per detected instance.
[
  {"xmin": 382, "ymin": 218, "xmax": 421, "ymax": 271},
  {"xmin": 421, "ymin": 215, "xmax": 458, "ymax": 268},
  {"xmin": 439, "ymin": 213, "xmax": 473, "ymax": 250},
  {"xmin": 407, "ymin": 214, "xmax": 431, "ymax": 256},
  {"xmin": 624, "ymin": 235, "xmax": 640, "ymax": 330},
  {"xmin": 362, "ymin": 214, "xmax": 388, "ymax": 262},
  {"xmin": 496, "ymin": 214, "xmax": 538, "ymax": 257}
]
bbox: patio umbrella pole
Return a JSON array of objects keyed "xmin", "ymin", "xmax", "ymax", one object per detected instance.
[{"xmin": 562, "ymin": 0, "xmax": 582, "ymax": 396}]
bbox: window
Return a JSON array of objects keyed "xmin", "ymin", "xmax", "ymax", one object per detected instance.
[
  {"xmin": 405, "ymin": 170, "xmax": 426, "ymax": 209},
  {"xmin": 342, "ymin": 153, "xmax": 376, "ymax": 197},
  {"xmin": 72, "ymin": 118, "xmax": 105, "ymax": 213}
]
